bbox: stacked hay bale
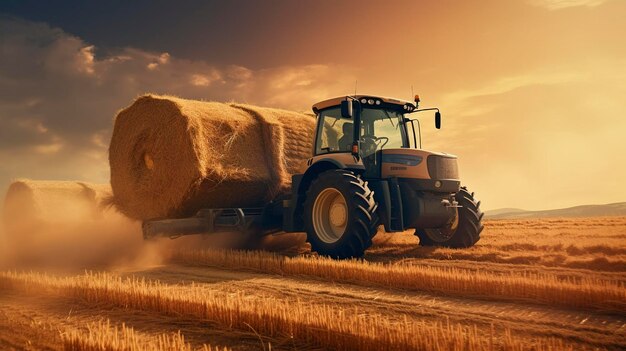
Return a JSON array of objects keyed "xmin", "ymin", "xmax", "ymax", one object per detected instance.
[
  {"xmin": 2, "ymin": 180, "xmax": 111, "ymax": 237},
  {"xmin": 109, "ymin": 95, "xmax": 316, "ymax": 221}
]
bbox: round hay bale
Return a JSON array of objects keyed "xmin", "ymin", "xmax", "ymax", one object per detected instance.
[
  {"xmin": 2, "ymin": 179, "xmax": 111, "ymax": 237},
  {"xmin": 109, "ymin": 95, "xmax": 316, "ymax": 220}
]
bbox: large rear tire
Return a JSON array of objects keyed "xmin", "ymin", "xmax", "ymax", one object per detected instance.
[
  {"xmin": 303, "ymin": 170, "xmax": 379, "ymax": 259},
  {"xmin": 415, "ymin": 187, "xmax": 484, "ymax": 248}
]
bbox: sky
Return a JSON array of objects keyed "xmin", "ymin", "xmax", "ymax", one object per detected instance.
[{"xmin": 0, "ymin": 0, "xmax": 625, "ymax": 211}]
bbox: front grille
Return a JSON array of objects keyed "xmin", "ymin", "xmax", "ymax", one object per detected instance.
[{"xmin": 427, "ymin": 156, "xmax": 459, "ymax": 180}]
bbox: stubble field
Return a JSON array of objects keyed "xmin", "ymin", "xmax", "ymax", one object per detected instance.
[{"xmin": 0, "ymin": 216, "xmax": 624, "ymax": 350}]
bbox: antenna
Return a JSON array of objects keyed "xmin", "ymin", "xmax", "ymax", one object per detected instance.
[{"xmin": 354, "ymin": 80, "xmax": 358, "ymax": 96}]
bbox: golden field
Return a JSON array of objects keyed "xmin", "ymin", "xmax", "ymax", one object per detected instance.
[{"xmin": 0, "ymin": 216, "xmax": 624, "ymax": 350}]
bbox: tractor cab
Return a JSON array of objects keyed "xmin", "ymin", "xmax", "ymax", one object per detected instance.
[
  {"xmin": 311, "ymin": 95, "xmax": 444, "ymax": 179},
  {"xmin": 312, "ymin": 96, "xmax": 414, "ymax": 154}
]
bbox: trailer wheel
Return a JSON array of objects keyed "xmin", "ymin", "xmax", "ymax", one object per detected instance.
[
  {"xmin": 304, "ymin": 170, "xmax": 378, "ymax": 259},
  {"xmin": 415, "ymin": 187, "xmax": 484, "ymax": 248}
]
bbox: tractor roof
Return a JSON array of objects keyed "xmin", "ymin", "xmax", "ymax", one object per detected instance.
[{"xmin": 312, "ymin": 95, "xmax": 415, "ymax": 113}]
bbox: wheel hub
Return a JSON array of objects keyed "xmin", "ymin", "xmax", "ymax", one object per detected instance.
[
  {"xmin": 424, "ymin": 207, "xmax": 459, "ymax": 243},
  {"xmin": 312, "ymin": 188, "xmax": 348, "ymax": 243},
  {"xmin": 329, "ymin": 201, "xmax": 347, "ymax": 227}
]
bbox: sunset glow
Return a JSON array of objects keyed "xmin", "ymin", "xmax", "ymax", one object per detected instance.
[{"xmin": 1, "ymin": 0, "xmax": 625, "ymax": 210}]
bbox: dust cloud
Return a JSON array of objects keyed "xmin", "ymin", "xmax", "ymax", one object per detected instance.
[
  {"xmin": 1, "ymin": 206, "xmax": 145, "ymax": 271},
  {"xmin": 0, "ymin": 190, "xmax": 309, "ymax": 272}
]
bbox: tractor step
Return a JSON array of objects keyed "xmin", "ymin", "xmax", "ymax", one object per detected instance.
[{"xmin": 388, "ymin": 178, "xmax": 405, "ymax": 232}]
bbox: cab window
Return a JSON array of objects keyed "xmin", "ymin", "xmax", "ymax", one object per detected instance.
[{"xmin": 315, "ymin": 107, "xmax": 354, "ymax": 154}]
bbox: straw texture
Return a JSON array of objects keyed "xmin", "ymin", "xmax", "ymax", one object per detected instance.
[{"xmin": 109, "ymin": 95, "xmax": 315, "ymax": 220}]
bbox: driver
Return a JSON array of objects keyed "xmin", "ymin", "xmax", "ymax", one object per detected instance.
[{"xmin": 337, "ymin": 122, "xmax": 353, "ymax": 151}]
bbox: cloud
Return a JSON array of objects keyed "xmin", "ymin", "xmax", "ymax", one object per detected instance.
[
  {"xmin": 240, "ymin": 65, "xmax": 357, "ymax": 111},
  {"xmin": 527, "ymin": 0, "xmax": 612, "ymax": 10},
  {"xmin": 442, "ymin": 70, "xmax": 582, "ymax": 106},
  {"xmin": 190, "ymin": 71, "xmax": 222, "ymax": 87},
  {"xmin": 76, "ymin": 45, "xmax": 96, "ymax": 75},
  {"xmin": 34, "ymin": 138, "xmax": 64, "ymax": 155},
  {"xmin": 0, "ymin": 17, "xmax": 356, "ymax": 194}
]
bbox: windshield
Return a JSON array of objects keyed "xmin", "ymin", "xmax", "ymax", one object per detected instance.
[
  {"xmin": 315, "ymin": 107, "xmax": 410, "ymax": 156},
  {"xmin": 360, "ymin": 108, "xmax": 406, "ymax": 156}
]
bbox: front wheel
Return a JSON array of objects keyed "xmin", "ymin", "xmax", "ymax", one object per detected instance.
[
  {"xmin": 415, "ymin": 187, "xmax": 484, "ymax": 248},
  {"xmin": 303, "ymin": 170, "xmax": 379, "ymax": 259}
]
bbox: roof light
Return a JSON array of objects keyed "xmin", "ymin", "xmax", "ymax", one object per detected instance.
[
  {"xmin": 375, "ymin": 100, "xmax": 381, "ymax": 105},
  {"xmin": 360, "ymin": 98, "xmax": 367, "ymax": 104},
  {"xmin": 368, "ymin": 99, "xmax": 374, "ymax": 105}
]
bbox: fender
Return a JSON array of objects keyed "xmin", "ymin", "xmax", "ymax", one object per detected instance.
[
  {"xmin": 308, "ymin": 153, "xmax": 365, "ymax": 171},
  {"xmin": 300, "ymin": 154, "xmax": 364, "ymax": 195}
]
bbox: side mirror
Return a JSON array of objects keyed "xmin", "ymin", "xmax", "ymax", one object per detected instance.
[
  {"xmin": 341, "ymin": 100, "xmax": 353, "ymax": 118},
  {"xmin": 435, "ymin": 111, "xmax": 441, "ymax": 129}
]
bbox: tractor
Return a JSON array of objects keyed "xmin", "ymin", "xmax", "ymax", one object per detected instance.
[{"xmin": 143, "ymin": 95, "xmax": 484, "ymax": 258}]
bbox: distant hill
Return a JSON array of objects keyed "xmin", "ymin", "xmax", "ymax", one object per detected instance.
[
  {"xmin": 485, "ymin": 202, "xmax": 626, "ymax": 219},
  {"xmin": 483, "ymin": 208, "xmax": 525, "ymax": 217}
]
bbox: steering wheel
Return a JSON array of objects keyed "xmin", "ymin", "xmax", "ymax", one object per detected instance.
[
  {"xmin": 362, "ymin": 135, "xmax": 389, "ymax": 155},
  {"xmin": 361, "ymin": 135, "xmax": 378, "ymax": 155},
  {"xmin": 376, "ymin": 136, "xmax": 389, "ymax": 149}
]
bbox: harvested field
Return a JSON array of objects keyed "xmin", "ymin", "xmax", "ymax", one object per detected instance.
[
  {"xmin": 62, "ymin": 320, "xmax": 227, "ymax": 351},
  {"xmin": 0, "ymin": 216, "xmax": 624, "ymax": 350},
  {"xmin": 369, "ymin": 217, "xmax": 626, "ymax": 272}
]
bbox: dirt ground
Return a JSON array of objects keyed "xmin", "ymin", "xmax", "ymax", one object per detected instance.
[{"xmin": 0, "ymin": 216, "xmax": 624, "ymax": 350}]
